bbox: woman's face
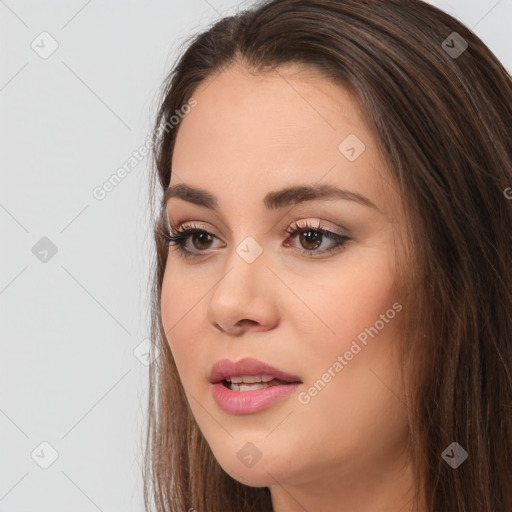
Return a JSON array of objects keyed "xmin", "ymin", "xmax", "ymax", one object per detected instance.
[{"xmin": 161, "ymin": 62, "xmax": 411, "ymax": 503}]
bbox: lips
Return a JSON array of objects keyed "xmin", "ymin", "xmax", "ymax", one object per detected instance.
[
  {"xmin": 209, "ymin": 357, "xmax": 302, "ymax": 414},
  {"xmin": 209, "ymin": 357, "xmax": 302, "ymax": 385}
]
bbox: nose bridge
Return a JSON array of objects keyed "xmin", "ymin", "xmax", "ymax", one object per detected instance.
[
  {"xmin": 206, "ymin": 231, "xmax": 278, "ymax": 332},
  {"xmin": 220, "ymin": 208, "xmax": 270, "ymax": 270},
  {"xmin": 217, "ymin": 231, "xmax": 269, "ymax": 294}
]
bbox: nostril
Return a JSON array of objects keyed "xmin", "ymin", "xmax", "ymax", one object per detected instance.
[
  {"xmin": 236, "ymin": 319, "xmax": 258, "ymax": 328},
  {"xmin": 214, "ymin": 320, "xmax": 257, "ymax": 335},
  {"xmin": 214, "ymin": 322, "xmax": 226, "ymax": 333}
]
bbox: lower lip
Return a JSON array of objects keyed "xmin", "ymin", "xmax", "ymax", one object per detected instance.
[{"xmin": 212, "ymin": 382, "xmax": 300, "ymax": 414}]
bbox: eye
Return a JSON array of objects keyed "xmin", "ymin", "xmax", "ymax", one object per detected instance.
[
  {"xmin": 163, "ymin": 219, "xmax": 351, "ymax": 260},
  {"xmin": 162, "ymin": 222, "xmax": 223, "ymax": 259},
  {"xmin": 284, "ymin": 220, "xmax": 351, "ymax": 257}
]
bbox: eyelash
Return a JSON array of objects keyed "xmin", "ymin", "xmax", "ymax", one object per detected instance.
[{"xmin": 163, "ymin": 220, "xmax": 351, "ymax": 260}]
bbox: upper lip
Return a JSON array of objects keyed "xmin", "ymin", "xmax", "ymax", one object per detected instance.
[{"xmin": 209, "ymin": 357, "xmax": 302, "ymax": 384}]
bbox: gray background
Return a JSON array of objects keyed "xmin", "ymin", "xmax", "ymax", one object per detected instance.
[{"xmin": 1, "ymin": 1, "xmax": 510, "ymax": 511}]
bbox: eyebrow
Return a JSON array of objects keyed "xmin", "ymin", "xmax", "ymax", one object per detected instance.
[{"xmin": 163, "ymin": 183, "xmax": 380, "ymax": 212}]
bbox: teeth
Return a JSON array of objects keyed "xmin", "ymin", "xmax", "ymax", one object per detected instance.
[
  {"xmin": 226, "ymin": 374, "xmax": 276, "ymax": 383},
  {"xmin": 226, "ymin": 378, "xmax": 291, "ymax": 392},
  {"xmin": 230, "ymin": 382, "xmax": 272, "ymax": 392}
]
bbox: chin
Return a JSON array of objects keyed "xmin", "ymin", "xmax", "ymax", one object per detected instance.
[
  {"xmin": 212, "ymin": 444, "xmax": 296, "ymax": 488},
  {"xmin": 228, "ymin": 470, "xmax": 272, "ymax": 488}
]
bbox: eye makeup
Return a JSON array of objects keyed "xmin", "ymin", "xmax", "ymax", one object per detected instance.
[{"xmin": 162, "ymin": 216, "xmax": 351, "ymax": 260}]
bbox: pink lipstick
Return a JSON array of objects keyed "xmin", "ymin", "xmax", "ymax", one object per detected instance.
[{"xmin": 209, "ymin": 357, "xmax": 301, "ymax": 414}]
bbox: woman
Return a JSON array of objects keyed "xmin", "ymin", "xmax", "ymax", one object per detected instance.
[{"xmin": 143, "ymin": 0, "xmax": 512, "ymax": 510}]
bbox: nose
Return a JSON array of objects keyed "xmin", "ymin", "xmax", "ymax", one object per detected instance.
[{"xmin": 206, "ymin": 242, "xmax": 280, "ymax": 336}]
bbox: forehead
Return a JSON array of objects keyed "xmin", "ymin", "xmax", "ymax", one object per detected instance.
[{"xmin": 170, "ymin": 62, "xmax": 398, "ymax": 217}]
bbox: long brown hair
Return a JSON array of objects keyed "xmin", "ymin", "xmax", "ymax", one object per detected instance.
[{"xmin": 142, "ymin": 1, "xmax": 512, "ymax": 510}]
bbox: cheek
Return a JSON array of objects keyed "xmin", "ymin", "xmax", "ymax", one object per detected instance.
[
  {"xmin": 338, "ymin": 265, "xmax": 399, "ymax": 346},
  {"xmin": 287, "ymin": 250, "xmax": 405, "ymax": 443},
  {"xmin": 285, "ymin": 247, "xmax": 398, "ymax": 347},
  {"xmin": 160, "ymin": 269, "xmax": 205, "ymax": 382}
]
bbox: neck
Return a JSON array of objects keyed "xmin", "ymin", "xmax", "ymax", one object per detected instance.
[{"xmin": 269, "ymin": 452, "xmax": 427, "ymax": 512}]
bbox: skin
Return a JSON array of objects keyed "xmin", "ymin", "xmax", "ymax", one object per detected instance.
[{"xmin": 160, "ymin": 61, "xmax": 426, "ymax": 512}]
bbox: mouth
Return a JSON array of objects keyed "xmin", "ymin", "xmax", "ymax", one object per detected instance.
[
  {"xmin": 220, "ymin": 375, "xmax": 297, "ymax": 392},
  {"xmin": 209, "ymin": 357, "xmax": 302, "ymax": 414},
  {"xmin": 209, "ymin": 357, "xmax": 302, "ymax": 388}
]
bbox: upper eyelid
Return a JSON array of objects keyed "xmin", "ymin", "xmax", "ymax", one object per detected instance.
[
  {"xmin": 165, "ymin": 207, "xmax": 231, "ymax": 233},
  {"xmin": 164, "ymin": 202, "xmax": 354, "ymax": 228},
  {"xmin": 167, "ymin": 217, "xmax": 350, "ymax": 238}
]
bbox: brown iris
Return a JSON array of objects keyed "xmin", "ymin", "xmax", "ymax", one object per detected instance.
[
  {"xmin": 299, "ymin": 230, "xmax": 322, "ymax": 250},
  {"xmin": 191, "ymin": 232, "xmax": 214, "ymax": 250}
]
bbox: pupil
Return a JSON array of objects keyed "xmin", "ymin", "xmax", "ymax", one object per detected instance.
[
  {"xmin": 193, "ymin": 233, "xmax": 212, "ymax": 250},
  {"xmin": 193, "ymin": 233, "xmax": 210, "ymax": 249},
  {"xmin": 300, "ymin": 230, "xmax": 322, "ymax": 250}
]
